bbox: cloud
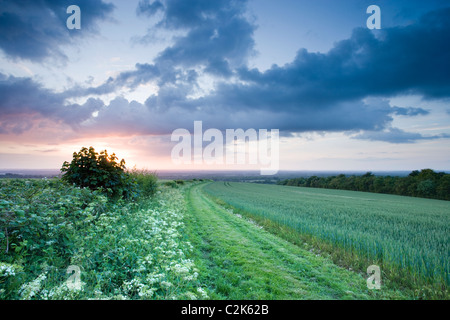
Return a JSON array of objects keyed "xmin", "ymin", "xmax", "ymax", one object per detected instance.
[
  {"xmin": 138, "ymin": 0, "xmax": 242, "ymax": 29},
  {"xmin": 0, "ymin": 73, "xmax": 103, "ymax": 134},
  {"xmin": 63, "ymin": 63, "xmax": 161, "ymax": 97},
  {"xmin": 2, "ymin": 5, "xmax": 450, "ymax": 145},
  {"xmin": 353, "ymin": 127, "xmax": 450, "ymax": 143},
  {"xmin": 0, "ymin": 74, "xmax": 446, "ymax": 145},
  {"xmin": 75, "ymin": 6, "xmax": 450, "ymax": 118},
  {"xmin": 229, "ymin": 7, "xmax": 450, "ymax": 110},
  {"xmin": 391, "ymin": 106, "xmax": 429, "ymax": 116},
  {"xmin": 136, "ymin": 0, "xmax": 164, "ymax": 17},
  {"xmin": 71, "ymin": 96, "xmax": 393, "ymax": 137},
  {"xmin": 64, "ymin": 0, "xmax": 255, "ymax": 95},
  {"xmin": 0, "ymin": 0, "xmax": 115, "ymax": 62},
  {"xmin": 137, "ymin": 0, "xmax": 256, "ymax": 77},
  {"xmin": 0, "ymin": 74, "xmax": 64, "ymax": 118}
]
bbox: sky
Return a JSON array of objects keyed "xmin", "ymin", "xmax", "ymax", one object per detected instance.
[{"xmin": 0, "ymin": 0, "xmax": 449, "ymax": 173}]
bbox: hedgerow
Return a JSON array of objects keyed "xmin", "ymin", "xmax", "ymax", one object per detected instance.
[{"xmin": 0, "ymin": 179, "xmax": 207, "ymax": 300}]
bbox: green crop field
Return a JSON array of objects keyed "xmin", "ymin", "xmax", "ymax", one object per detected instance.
[{"xmin": 204, "ymin": 181, "xmax": 450, "ymax": 298}]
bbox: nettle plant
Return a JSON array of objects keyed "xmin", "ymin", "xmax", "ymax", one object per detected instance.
[{"xmin": 61, "ymin": 147, "xmax": 137, "ymax": 200}]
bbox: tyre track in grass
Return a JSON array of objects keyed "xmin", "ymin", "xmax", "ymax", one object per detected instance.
[{"xmin": 185, "ymin": 182, "xmax": 375, "ymax": 300}]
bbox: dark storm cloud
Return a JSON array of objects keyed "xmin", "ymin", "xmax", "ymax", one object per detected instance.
[
  {"xmin": 0, "ymin": 0, "xmax": 114, "ymax": 62},
  {"xmin": 227, "ymin": 7, "xmax": 450, "ymax": 112}
]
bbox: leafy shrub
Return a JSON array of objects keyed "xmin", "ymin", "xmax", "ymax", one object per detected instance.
[
  {"xmin": 129, "ymin": 168, "xmax": 158, "ymax": 197},
  {"xmin": 61, "ymin": 147, "xmax": 137, "ymax": 199},
  {"xmin": 0, "ymin": 178, "xmax": 207, "ymax": 300},
  {"xmin": 163, "ymin": 181, "xmax": 178, "ymax": 188},
  {"xmin": 0, "ymin": 179, "xmax": 109, "ymax": 298}
]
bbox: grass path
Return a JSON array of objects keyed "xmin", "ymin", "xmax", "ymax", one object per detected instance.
[{"xmin": 184, "ymin": 182, "xmax": 399, "ymax": 300}]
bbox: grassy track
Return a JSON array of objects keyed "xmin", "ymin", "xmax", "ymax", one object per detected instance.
[{"xmin": 184, "ymin": 182, "xmax": 406, "ymax": 299}]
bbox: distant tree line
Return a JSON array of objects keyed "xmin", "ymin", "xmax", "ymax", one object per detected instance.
[
  {"xmin": 277, "ymin": 169, "xmax": 450, "ymax": 201},
  {"xmin": 0, "ymin": 173, "xmax": 58, "ymax": 179}
]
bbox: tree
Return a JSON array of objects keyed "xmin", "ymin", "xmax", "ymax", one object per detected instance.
[
  {"xmin": 61, "ymin": 147, "xmax": 136, "ymax": 199},
  {"xmin": 356, "ymin": 172, "xmax": 375, "ymax": 192},
  {"xmin": 436, "ymin": 175, "xmax": 450, "ymax": 200},
  {"xmin": 416, "ymin": 179, "xmax": 436, "ymax": 198}
]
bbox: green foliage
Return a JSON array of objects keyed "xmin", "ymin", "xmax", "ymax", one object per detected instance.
[
  {"xmin": 60, "ymin": 147, "xmax": 137, "ymax": 200},
  {"xmin": 0, "ymin": 179, "xmax": 206, "ymax": 300},
  {"xmin": 163, "ymin": 180, "xmax": 179, "ymax": 188},
  {"xmin": 129, "ymin": 168, "xmax": 158, "ymax": 197},
  {"xmin": 0, "ymin": 179, "xmax": 108, "ymax": 298},
  {"xmin": 278, "ymin": 169, "xmax": 450, "ymax": 201}
]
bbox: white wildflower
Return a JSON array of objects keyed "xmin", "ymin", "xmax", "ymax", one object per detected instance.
[
  {"xmin": 0, "ymin": 262, "xmax": 21, "ymax": 277},
  {"xmin": 197, "ymin": 287, "xmax": 209, "ymax": 299},
  {"xmin": 160, "ymin": 281, "xmax": 173, "ymax": 288},
  {"xmin": 19, "ymin": 272, "xmax": 47, "ymax": 300},
  {"xmin": 184, "ymin": 291, "xmax": 197, "ymax": 300}
]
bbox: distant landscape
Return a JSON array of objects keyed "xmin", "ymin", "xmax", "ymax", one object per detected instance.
[
  {"xmin": 1, "ymin": 0, "xmax": 450, "ymax": 306},
  {"xmin": 0, "ymin": 168, "xmax": 419, "ymax": 181}
]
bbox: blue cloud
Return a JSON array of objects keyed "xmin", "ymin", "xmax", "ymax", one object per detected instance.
[
  {"xmin": 0, "ymin": 0, "xmax": 115, "ymax": 62},
  {"xmin": 136, "ymin": 0, "xmax": 164, "ymax": 17},
  {"xmin": 0, "ymin": 73, "xmax": 64, "ymax": 118},
  {"xmin": 230, "ymin": 7, "xmax": 450, "ymax": 111},
  {"xmin": 139, "ymin": 0, "xmax": 241, "ymax": 29},
  {"xmin": 353, "ymin": 127, "xmax": 450, "ymax": 144},
  {"xmin": 391, "ymin": 107, "xmax": 429, "ymax": 116},
  {"xmin": 137, "ymin": 0, "xmax": 256, "ymax": 77},
  {"xmin": 0, "ymin": 73, "xmax": 103, "ymax": 133},
  {"xmin": 98, "ymin": 6, "xmax": 450, "ymax": 113}
]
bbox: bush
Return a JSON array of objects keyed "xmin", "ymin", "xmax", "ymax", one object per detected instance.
[
  {"xmin": 0, "ymin": 179, "xmax": 109, "ymax": 298},
  {"xmin": 129, "ymin": 168, "xmax": 158, "ymax": 197},
  {"xmin": 61, "ymin": 147, "xmax": 137, "ymax": 199},
  {"xmin": 0, "ymin": 179, "xmax": 206, "ymax": 300},
  {"xmin": 163, "ymin": 180, "xmax": 178, "ymax": 188}
]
